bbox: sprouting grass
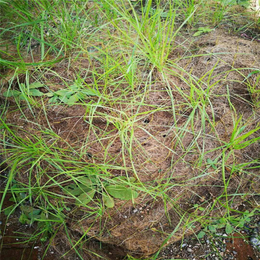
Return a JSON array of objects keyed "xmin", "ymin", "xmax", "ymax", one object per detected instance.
[{"xmin": 1, "ymin": 0, "xmax": 260, "ymax": 259}]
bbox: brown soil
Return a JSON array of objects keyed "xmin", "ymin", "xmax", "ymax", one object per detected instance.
[
  {"xmin": 1, "ymin": 24, "xmax": 260, "ymax": 259},
  {"xmin": 225, "ymin": 232, "xmax": 257, "ymax": 260}
]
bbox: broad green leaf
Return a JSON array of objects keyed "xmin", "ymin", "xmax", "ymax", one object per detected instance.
[
  {"xmin": 19, "ymin": 213, "xmax": 30, "ymax": 224},
  {"xmin": 19, "ymin": 93, "xmax": 27, "ymax": 100},
  {"xmin": 216, "ymin": 222, "xmax": 226, "ymax": 229},
  {"xmin": 29, "ymin": 82, "xmax": 44, "ymax": 89},
  {"xmin": 102, "ymin": 193, "xmax": 115, "ymax": 208},
  {"xmin": 29, "ymin": 88, "xmax": 44, "ymax": 96},
  {"xmin": 78, "ymin": 176, "xmax": 98, "ymax": 187},
  {"xmin": 48, "ymin": 95, "xmax": 59, "ymax": 103},
  {"xmin": 197, "ymin": 27, "xmax": 212, "ymax": 32},
  {"xmin": 28, "ymin": 208, "xmax": 41, "ymax": 218},
  {"xmin": 208, "ymin": 225, "xmax": 216, "ymax": 232},
  {"xmin": 66, "ymin": 93, "xmax": 79, "ymax": 105},
  {"xmin": 82, "ymin": 88, "xmax": 99, "ymax": 96},
  {"xmin": 206, "ymin": 158, "xmax": 214, "ymax": 164},
  {"xmin": 219, "ymin": 217, "xmax": 227, "ymax": 223},
  {"xmin": 77, "ymin": 91, "xmax": 86, "ymax": 99},
  {"xmin": 69, "ymin": 84, "xmax": 80, "ymax": 91},
  {"xmin": 197, "ymin": 231, "xmax": 205, "ymax": 239},
  {"xmin": 193, "ymin": 31, "xmax": 204, "ymax": 37},
  {"xmin": 238, "ymin": 219, "xmax": 245, "ymax": 228},
  {"xmin": 55, "ymin": 89, "xmax": 72, "ymax": 97},
  {"xmin": 111, "ymin": 176, "xmax": 136, "ymax": 183},
  {"xmin": 129, "ymin": 177, "xmax": 136, "ymax": 182},
  {"xmin": 63, "ymin": 183, "xmax": 92, "ymax": 196},
  {"xmin": 20, "ymin": 205, "xmax": 34, "ymax": 214},
  {"xmin": 193, "ymin": 27, "xmax": 212, "ymax": 37},
  {"xmin": 76, "ymin": 189, "xmax": 96, "ymax": 206},
  {"xmin": 225, "ymin": 222, "xmax": 233, "ymax": 234},
  {"xmin": 38, "ymin": 212, "xmax": 61, "ymax": 222},
  {"xmin": 59, "ymin": 95, "xmax": 70, "ymax": 103},
  {"xmin": 106, "ymin": 185, "xmax": 138, "ymax": 200},
  {"xmin": 4, "ymin": 205, "xmax": 15, "ymax": 215},
  {"xmin": 3, "ymin": 90, "xmax": 21, "ymax": 97},
  {"xmin": 206, "ymin": 158, "xmax": 217, "ymax": 169},
  {"xmin": 20, "ymin": 205, "xmax": 41, "ymax": 221},
  {"xmin": 45, "ymin": 92, "xmax": 54, "ymax": 97}
]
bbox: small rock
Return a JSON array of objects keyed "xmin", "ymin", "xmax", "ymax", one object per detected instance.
[
  {"xmin": 187, "ymin": 248, "xmax": 194, "ymax": 253},
  {"xmin": 250, "ymin": 237, "xmax": 260, "ymax": 247}
]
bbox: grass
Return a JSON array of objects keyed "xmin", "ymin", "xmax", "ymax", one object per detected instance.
[{"xmin": 0, "ymin": 0, "xmax": 260, "ymax": 259}]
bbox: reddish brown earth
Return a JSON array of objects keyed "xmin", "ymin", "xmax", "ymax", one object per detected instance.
[{"xmin": 226, "ymin": 232, "xmax": 257, "ymax": 260}]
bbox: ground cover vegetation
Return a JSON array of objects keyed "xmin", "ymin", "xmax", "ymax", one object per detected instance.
[{"xmin": 0, "ymin": 0, "xmax": 260, "ymax": 259}]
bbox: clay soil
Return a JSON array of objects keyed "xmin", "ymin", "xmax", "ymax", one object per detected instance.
[{"xmin": 1, "ymin": 6, "xmax": 260, "ymax": 260}]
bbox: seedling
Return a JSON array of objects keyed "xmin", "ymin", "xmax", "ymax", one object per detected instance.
[
  {"xmin": 3, "ymin": 81, "xmax": 99, "ymax": 106},
  {"xmin": 206, "ymin": 158, "xmax": 218, "ymax": 170},
  {"xmin": 47, "ymin": 82, "xmax": 99, "ymax": 105},
  {"xmin": 197, "ymin": 209, "xmax": 259, "ymax": 239},
  {"xmin": 3, "ymin": 182, "xmax": 64, "ymax": 243},
  {"xmin": 3, "ymin": 82, "xmax": 45, "ymax": 100},
  {"xmin": 193, "ymin": 27, "xmax": 213, "ymax": 37},
  {"xmin": 63, "ymin": 175, "xmax": 139, "ymax": 208}
]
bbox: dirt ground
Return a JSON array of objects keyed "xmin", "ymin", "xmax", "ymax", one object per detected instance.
[{"xmin": 1, "ymin": 13, "xmax": 260, "ymax": 260}]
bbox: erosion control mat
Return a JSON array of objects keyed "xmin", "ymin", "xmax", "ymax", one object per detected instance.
[{"xmin": 1, "ymin": 28, "xmax": 260, "ymax": 259}]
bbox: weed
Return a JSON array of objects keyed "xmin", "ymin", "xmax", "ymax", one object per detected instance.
[
  {"xmin": 197, "ymin": 208, "xmax": 260, "ymax": 239},
  {"xmin": 3, "ymin": 81, "xmax": 45, "ymax": 100},
  {"xmin": 0, "ymin": 0, "xmax": 260, "ymax": 259},
  {"xmin": 63, "ymin": 175, "xmax": 139, "ymax": 208},
  {"xmin": 193, "ymin": 26, "xmax": 213, "ymax": 36}
]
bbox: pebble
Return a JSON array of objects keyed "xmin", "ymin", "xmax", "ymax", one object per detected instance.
[
  {"xmin": 187, "ymin": 248, "xmax": 194, "ymax": 253},
  {"xmin": 250, "ymin": 237, "xmax": 260, "ymax": 247}
]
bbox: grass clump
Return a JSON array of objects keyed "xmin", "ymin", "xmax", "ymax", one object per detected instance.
[{"xmin": 1, "ymin": 0, "xmax": 260, "ymax": 259}]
